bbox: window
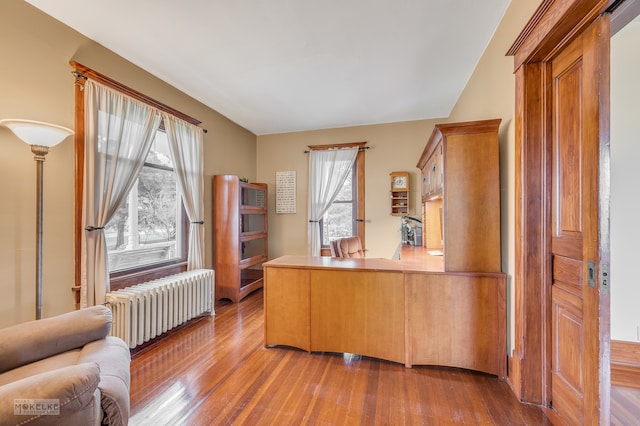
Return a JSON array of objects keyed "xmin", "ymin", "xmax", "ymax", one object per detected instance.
[
  {"xmin": 105, "ymin": 128, "xmax": 187, "ymax": 273},
  {"xmin": 313, "ymin": 142, "xmax": 365, "ymax": 256},
  {"xmin": 73, "ymin": 62, "xmax": 202, "ymax": 300},
  {"xmin": 321, "ymin": 162, "xmax": 357, "ymax": 245}
]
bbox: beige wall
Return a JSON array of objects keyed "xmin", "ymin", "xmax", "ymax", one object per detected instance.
[
  {"xmin": 257, "ymin": 0, "xmax": 540, "ymax": 353},
  {"xmin": 0, "ymin": 0, "xmax": 256, "ymax": 327},
  {"xmin": 257, "ymin": 119, "xmax": 443, "ymax": 259}
]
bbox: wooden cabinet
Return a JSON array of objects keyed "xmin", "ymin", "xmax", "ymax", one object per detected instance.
[
  {"xmin": 416, "ymin": 119, "xmax": 502, "ymax": 273},
  {"xmin": 213, "ymin": 175, "xmax": 268, "ymax": 302},
  {"xmin": 389, "ymin": 171, "xmax": 410, "ymax": 216}
]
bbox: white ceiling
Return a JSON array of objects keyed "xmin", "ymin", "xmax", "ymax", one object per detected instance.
[{"xmin": 26, "ymin": 0, "xmax": 510, "ymax": 135}]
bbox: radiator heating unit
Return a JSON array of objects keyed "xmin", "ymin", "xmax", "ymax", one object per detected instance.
[{"xmin": 106, "ymin": 269, "xmax": 214, "ymax": 348}]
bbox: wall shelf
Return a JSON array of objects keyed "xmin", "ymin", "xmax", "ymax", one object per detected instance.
[{"xmin": 390, "ymin": 171, "xmax": 410, "ymax": 216}]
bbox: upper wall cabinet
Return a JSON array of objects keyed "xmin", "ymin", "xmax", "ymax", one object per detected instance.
[
  {"xmin": 417, "ymin": 119, "xmax": 502, "ymax": 273},
  {"xmin": 417, "ymin": 142, "xmax": 443, "ymax": 201}
]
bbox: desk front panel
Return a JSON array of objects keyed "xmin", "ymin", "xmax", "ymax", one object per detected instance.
[
  {"xmin": 264, "ymin": 267, "xmax": 310, "ymax": 351},
  {"xmin": 309, "ymin": 270, "xmax": 405, "ymax": 365},
  {"xmin": 264, "ymin": 256, "xmax": 506, "ymax": 377},
  {"xmin": 407, "ymin": 273, "xmax": 506, "ymax": 377}
]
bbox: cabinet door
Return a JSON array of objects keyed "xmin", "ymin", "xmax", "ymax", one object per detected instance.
[
  {"xmin": 240, "ymin": 237, "xmax": 268, "ymax": 265},
  {"xmin": 421, "ymin": 168, "xmax": 428, "ymax": 201},
  {"xmin": 430, "ymin": 142, "xmax": 443, "ymax": 197},
  {"xmin": 426, "ymin": 157, "xmax": 434, "ymax": 195},
  {"xmin": 240, "ymin": 213, "xmax": 266, "ymax": 235},
  {"xmin": 241, "ymin": 184, "xmax": 266, "ymax": 208},
  {"xmin": 239, "ymin": 182, "xmax": 268, "ymax": 266},
  {"xmin": 424, "ymin": 143, "xmax": 443, "ymax": 198},
  {"xmin": 437, "ymin": 143, "xmax": 444, "ymax": 194}
]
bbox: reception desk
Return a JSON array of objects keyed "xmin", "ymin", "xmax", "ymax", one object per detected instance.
[{"xmin": 263, "ymin": 248, "xmax": 506, "ymax": 378}]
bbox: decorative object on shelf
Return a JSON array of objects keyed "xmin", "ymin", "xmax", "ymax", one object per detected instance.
[
  {"xmin": 389, "ymin": 171, "xmax": 410, "ymax": 216},
  {"xmin": 392, "ymin": 174, "xmax": 407, "ymax": 189},
  {"xmin": 0, "ymin": 119, "xmax": 74, "ymax": 320}
]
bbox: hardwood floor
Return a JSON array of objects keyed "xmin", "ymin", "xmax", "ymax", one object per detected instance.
[
  {"xmin": 611, "ymin": 386, "xmax": 640, "ymax": 425},
  {"xmin": 129, "ymin": 289, "xmax": 554, "ymax": 425},
  {"xmin": 129, "ymin": 290, "xmax": 640, "ymax": 425}
]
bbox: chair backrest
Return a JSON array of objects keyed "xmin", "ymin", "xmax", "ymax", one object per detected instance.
[
  {"xmin": 330, "ymin": 239, "xmax": 341, "ymax": 257},
  {"xmin": 336, "ymin": 236, "xmax": 365, "ymax": 258}
]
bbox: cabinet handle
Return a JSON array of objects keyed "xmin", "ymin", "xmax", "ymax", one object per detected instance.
[{"xmin": 354, "ymin": 219, "xmax": 364, "ymax": 222}]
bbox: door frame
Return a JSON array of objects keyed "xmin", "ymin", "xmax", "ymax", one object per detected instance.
[{"xmin": 507, "ymin": 0, "xmax": 613, "ymax": 422}]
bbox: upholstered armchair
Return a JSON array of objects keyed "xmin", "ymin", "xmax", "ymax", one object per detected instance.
[
  {"xmin": 332, "ymin": 236, "xmax": 366, "ymax": 258},
  {"xmin": 0, "ymin": 306, "xmax": 131, "ymax": 425}
]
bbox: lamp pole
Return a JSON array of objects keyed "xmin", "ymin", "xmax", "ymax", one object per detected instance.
[{"xmin": 32, "ymin": 145, "xmax": 49, "ymax": 320}]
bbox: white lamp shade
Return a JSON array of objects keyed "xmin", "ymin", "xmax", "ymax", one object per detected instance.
[{"xmin": 0, "ymin": 119, "xmax": 74, "ymax": 147}]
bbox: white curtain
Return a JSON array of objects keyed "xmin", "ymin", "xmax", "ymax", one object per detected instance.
[
  {"xmin": 163, "ymin": 113, "xmax": 205, "ymax": 270},
  {"xmin": 81, "ymin": 80, "xmax": 161, "ymax": 307},
  {"xmin": 307, "ymin": 147, "xmax": 358, "ymax": 256}
]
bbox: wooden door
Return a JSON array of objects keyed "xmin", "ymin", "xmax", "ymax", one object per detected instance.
[{"xmin": 549, "ymin": 16, "xmax": 609, "ymax": 425}]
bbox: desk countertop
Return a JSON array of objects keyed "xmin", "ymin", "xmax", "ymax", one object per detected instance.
[
  {"xmin": 264, "ymin": 245, "xmax": 504, "ymax": 277},
  {"xmin": 263, "ymin": 244, "xmax": 443, "ymax": 273}
]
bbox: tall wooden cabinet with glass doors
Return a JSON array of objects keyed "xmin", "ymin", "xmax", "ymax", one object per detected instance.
[{"xmin": 213, "ymin": 175, "xmax": 268, "ymax": 302}]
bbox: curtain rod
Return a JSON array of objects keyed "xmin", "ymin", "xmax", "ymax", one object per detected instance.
[
  {"xmin": 304, "ymin": 146, "xmax": 370, "ymax": 153},
  {"xmin": 71, "ymin": 65, "xmax": 208, "ymax": 133}
]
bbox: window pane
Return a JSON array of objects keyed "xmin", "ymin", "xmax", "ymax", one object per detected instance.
[
  {"xmin": 146, "ymin": 131, "xmax": 173, "ymax": 167},
  {"xmin": 322, "ymin": 202, "xmax": 354, "ymax": 245},
  {"xmin": 138, "ymin": 166, "xmax": 177, "ymax": 244},
  {"xmin": 105, "ymin": 130, "xmax": 181, "ymax": 272},
  {"xmin": 321, "ymin": 162, "xmax": 356, "ymax": 246},
  {"xmin": 334, "ymin": 171, "xmax": 353, "ymax": 202}
]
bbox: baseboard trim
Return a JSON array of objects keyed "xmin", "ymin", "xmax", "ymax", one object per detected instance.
[
  {"xmin": 506, "ymin": 351, "xmax": 522, "ymax": 401},
  {"xmin": 611, "ymin": 340, "xmax": 640, "ymax": 389}
]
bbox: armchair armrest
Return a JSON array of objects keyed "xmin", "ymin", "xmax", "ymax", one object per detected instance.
[
  {"xmin": 0, "ymin": 363, "xmax": 100, "ymax": 425},
  {"xmin": 0, "ymin": 306, "xmax": 112, "ymax": 373},
  {"xmin": 80, "ymin": 337, "xmax": 131, "ymax": 426}
]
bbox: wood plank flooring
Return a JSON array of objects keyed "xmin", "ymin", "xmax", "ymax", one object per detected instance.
[
  {"xmin": 128, "ymin": 289, "xmax": 636, "ymax": 425},
  {"xmin": 611, "ymin": 385, "xmax": 640, "ymax": 425}
]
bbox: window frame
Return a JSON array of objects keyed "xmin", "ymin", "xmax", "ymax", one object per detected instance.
[
  {"xmin": 72, "ymin": 61, "xmax": 201, "ymax": 300},
  {"xmin": 307, "ymin": 141, "xmax": 366, "ymax": 257}
]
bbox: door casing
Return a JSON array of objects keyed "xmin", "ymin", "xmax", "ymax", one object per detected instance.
[{"xmin": 507, "ymin": 0, "xmax": 612, "ymax": 423}]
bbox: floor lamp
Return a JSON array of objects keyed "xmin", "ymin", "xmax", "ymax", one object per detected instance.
[{"xmin": 0, "ymin": 119, "xmax": 74, "ymax": 320}]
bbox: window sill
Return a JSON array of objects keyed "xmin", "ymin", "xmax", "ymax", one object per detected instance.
[{"xmin": 109, "ymin": 261, "xmax": 188, "ymax": 291}]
